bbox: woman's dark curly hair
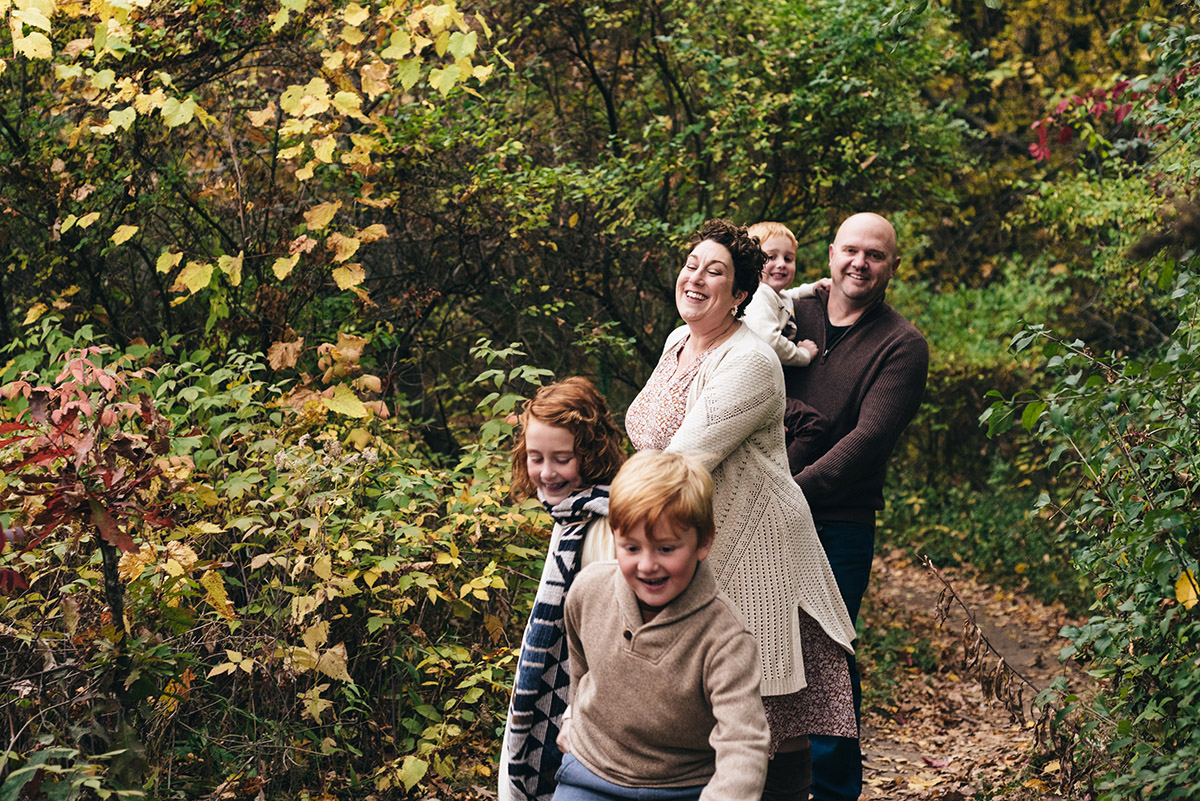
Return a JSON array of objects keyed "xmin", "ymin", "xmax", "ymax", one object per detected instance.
[
  {"xmin": 686, "ymin": 218, "xmax": 763, "ymax": 318},
  {"xmin": 510, "ymin": 377, "xmax": 627, "ymax": 501}
]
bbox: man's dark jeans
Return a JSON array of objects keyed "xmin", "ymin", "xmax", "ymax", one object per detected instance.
[{"xmin": 809, "ymin": 519, "xmax": 875, "ymax": 801}]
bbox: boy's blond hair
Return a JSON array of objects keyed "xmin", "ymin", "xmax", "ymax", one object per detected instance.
[
  {"xmin": 609, "ymin": 451, "xmax": 715, "ymax": 543},
  {"xmin": 747, "ymin": 221, "xmax": 797, "ymax": 250}
]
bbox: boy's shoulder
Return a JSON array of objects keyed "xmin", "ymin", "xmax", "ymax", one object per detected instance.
[
  {"xmin": 708, "ymin": 587, "xmax": 755, "ymax": 639},
  {"xmin": 569, "ymin": 560, "xmax": 620, "ymax": 605}
]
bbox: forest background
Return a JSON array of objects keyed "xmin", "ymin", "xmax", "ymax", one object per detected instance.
[{"xmin": 0, "ymin": 0, "xmax": 1197, "ymax": 798}]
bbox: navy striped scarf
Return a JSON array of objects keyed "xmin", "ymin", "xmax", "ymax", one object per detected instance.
[{"xmin": 505, "ymin": 485, "xmax": 610, "ymax": 801}]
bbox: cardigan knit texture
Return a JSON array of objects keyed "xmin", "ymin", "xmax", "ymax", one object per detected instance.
[
  {"xmin": 651, "ymin": 323, "xmax": 855, "ymax": 696},
  {"xmin": 564, "ymin": 560, "xmax": 769, "ymax": 801},
  {"xmin": 742, "ymin": 281, "xmax": 818, "ymax": 367},
  {"xmin": 782, "ymin": 287, "xmax": 929, "ymax": 524}
]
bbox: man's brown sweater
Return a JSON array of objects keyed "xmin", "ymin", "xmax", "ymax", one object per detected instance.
[{"xmin": 783, "ymin": 287, "xmax": 929, "ymax": 524}]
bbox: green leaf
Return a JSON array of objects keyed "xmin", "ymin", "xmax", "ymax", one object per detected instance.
[
  {"xmin": 323, "ymin": 385, "xmax": 368, "ymax": 418},
  {"xmin": 398, "ymin": 755, "xmax": 428, "ymax": 791}
]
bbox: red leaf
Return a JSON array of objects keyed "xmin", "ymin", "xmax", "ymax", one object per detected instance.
[
  {"xmin": 1029, "ymin": 142, "xmax": 1050, "ymax": 161},
  {"xmin": 89, "ymin": 499, "xmax": 136, "ymax": 552},
  {"xmin": 1057, "ymin": 126, "xmax": 1074, "ymax": 144},
  {"xmin": 1114, "ymin": 103, "xmax": 1133, "ymax": 124},
  {"xmin": 0, "ymin": 568, "xmax": 29, "ymax": 594},
  {"xmin": 29, "ymin": 388, "xmax": 49, "ymax": 424},
  {"xmin": 922, "ymin": 755, "xmax": 951, "ymax": 768}
]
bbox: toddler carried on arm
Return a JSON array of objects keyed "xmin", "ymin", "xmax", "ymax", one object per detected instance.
[{"xmin": 743, "ymin": 221, "xmax": 829, "ymax": 471}]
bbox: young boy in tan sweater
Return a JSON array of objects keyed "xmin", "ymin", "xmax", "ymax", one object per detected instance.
[{"xmin": 555, "ymin": 451, "xmax": 769, "ymax": 801}]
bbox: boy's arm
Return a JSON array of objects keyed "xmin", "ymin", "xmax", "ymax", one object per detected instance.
[
  {"xmin": 779, "ymin": 280, "xmax": 817, "ymax": 301},
  {"xmin": 744, "ymin": 290, "xmax": 814, "ymax": 367},
  {"xmin": 700, "ymin": 631, "xmax": 770, "ymax": 801},
  {"xmin": 560, "ymin": 592, "xmax": 589, "ymax": 754}
]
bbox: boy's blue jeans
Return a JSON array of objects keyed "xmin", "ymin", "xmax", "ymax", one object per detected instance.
[
  {"xmin": 810, "ymin": 519, "xmax": 875, "ymax": 801},
  {"xmin": 552, "ymin": 754, "xmax": 706, "ymax": 801}
]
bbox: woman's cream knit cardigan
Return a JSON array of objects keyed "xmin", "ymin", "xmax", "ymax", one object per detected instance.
[{"xmin": 660, "ymin": 322, "xmax": 855, "ymax": 697}]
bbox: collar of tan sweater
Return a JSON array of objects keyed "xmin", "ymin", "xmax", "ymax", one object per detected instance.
[{"xmin": 612, "ymin": 560, "xmax": 721, "ymax": 639}]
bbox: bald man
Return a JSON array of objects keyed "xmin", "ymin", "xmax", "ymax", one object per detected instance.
[{"xmin": 782, "ymin": 213, "xmax": 929, "ymax": 801}]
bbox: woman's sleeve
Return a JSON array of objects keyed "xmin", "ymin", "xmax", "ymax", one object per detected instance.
[{"xmin": 665, "ymin": 348, "xmax": 783, "ymax": 472}]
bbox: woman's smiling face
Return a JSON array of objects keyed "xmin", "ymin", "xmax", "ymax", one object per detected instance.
[{"xmin": 675, "ymin": 239, "xmax": 746, "ymax": 334}]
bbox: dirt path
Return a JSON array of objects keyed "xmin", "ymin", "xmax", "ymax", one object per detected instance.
[{"xmin": 858, "ymin": 550, "xmax": 1083, "ymax": 800}]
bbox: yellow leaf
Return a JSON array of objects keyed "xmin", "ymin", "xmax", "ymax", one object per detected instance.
[
  {"xmin": 23, "ymin": 302, "xmax": 49, "ymax": 325},
  {"xmin": 77, "ymin": 211, "xmax": 101, "ymax": 229},
  {"xmin": 323, "ymin": 49, "xmax": 345, "ymax": 70},
  {"xmin": 157, "ymin": 249, "xmax": 183, "ymax": 273},
  {"xmin": 381, "ymin": 29, "xmax": 411, "ymax": 60},
  {"xmin": 272, "ymin": 254, "xmax": 300, "ymax": 279},
  {"xmin": 313, "ymin": 554, "xmax": 333, "ymax": 580},
  {"xmin": 270, "ymin": 9, "xmax": 290, "ymax": 33},
  {"xmin": 14, "ymin": 7, "xmax": 51, "ymax": 31},
  {"xmin": 361, "ymin": 60, "xmax": 390, "ymax": 99},
  {"xmin": 299, "ymin": 683, "xmax": 332, "ymax": 722},
  {"xmin": 281, "ymin": 0, "xmax": 307, "ymax": 11},
  {"xmin": 323, "ymin": 384, "xmax": 368, "ymax": 418},
  {"xmin": 134, "ymin": 87, "xmax": 166, "ymax": 115},
  {"xmin": 162, "ymin": 96, "xmax": 197, "ymax": 127},
  {"xmin": 303, "ymin": 620, "xmax": 330, "ymax": 651},
  {"xmin": 357, "ymin": 223, "xmax": 388, "ymax": 242},
  {"xmin": 316, "ymin": 642, "xmax": 354, "ymax": 682},
  {"xmin": 110, "ymin": 224, "xmax": 138, "ymax": 246},
  {"xmin": 217, "ymin": 252, "xmax": 243, "ymax": 286},
  {"xmin": 109, "ymin": 106, "xmax": 136, "ymax": 130},
  {"xmin": 429, "ymin": 64, "xmax": 462, "ymax": 96},
  {"xmin": 327, "ymin": 232, "xmax": 361, "ymax": 263},
  {"xmin": 56, "ymin": 63, "xmax": 83, "ymax": 83},
  {"xmin": 296, "ymin": 159, "xmax": 317, "ymax": 181},
  {"xmin": 568, "ymin": 213, "xmax": 579, "ymax": 228},
  {"xmin": 174, "ymin": 261, "xmax": 214, "ymax": 294},
  {"xmin": 396, "ymin": 59, "xmax": 420, "ymax": 91},
  {"xmin": 304, "ymin": 201, "xmax": 342, "ymax": 231},
  {"xmin": 16, "ymin": 31, "xmax": 53, "ymax": 59},
  {"xmin": 278, "ymin": 143, "xmax": 305, "ymax": 160},
  {"xmin": 332, "ymin": 263, "xmax": 365, "ymax": 290},
  {"xmin": 448, "ymin": 30, "xmax": 476, "ymax": 60},
  {"xmin": 312, "ymin": 135, "xmax": 336, "ymax": 163},
  {"xmin": 1177, "ymin": 570, "xmax": 1199, "ymax": 610},
  {"xmin": 200, "ymin": 570, "xmax": 236, "ymax": 620},
  {"xmin": 247, "ymin": 102, "xmax": 277, "ymax": 127},
  {"xmin": 343, "ymin": 2, "xmax": 369, "ymax": 26},
  {"xmin": 332, "ymin": 90, "xmax": 364, "ymax": 118},
  {"xmin": 341, "ymin": 25, "xmax": 366, "ymax": 46},
  {"xmin": 61, "ymin": 214, "xmax": 78, "ymax": 233}
]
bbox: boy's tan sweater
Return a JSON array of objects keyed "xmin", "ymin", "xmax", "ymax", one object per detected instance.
[{"xmin": 563, "ymin": 560, "xmax": 769, "ymax": 800}]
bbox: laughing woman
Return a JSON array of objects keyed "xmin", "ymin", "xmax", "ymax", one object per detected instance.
[{"xmin": 624, "ymin": 219, "xmax": 857, "ymax": 801}]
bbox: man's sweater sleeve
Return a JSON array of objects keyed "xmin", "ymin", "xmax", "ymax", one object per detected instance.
[
  {"xmin": 699, "ymin": 629, "xmax": 770, "ymax": 801},
  {"xmin": 795, "ymin": 331, "xmax": 929, "ymax": 499},
  {"xmin": 666, "ymin": 349, "xmax": 782, "ymax": 473}
]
